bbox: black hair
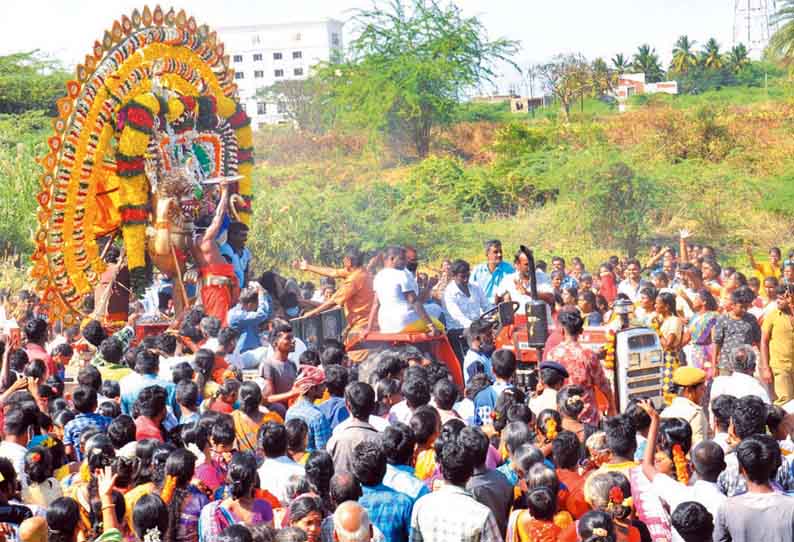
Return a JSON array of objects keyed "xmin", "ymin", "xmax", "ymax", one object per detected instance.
[
  {"xmin": 171, "ymin": 362, "xmax": 195, "ymax": 385},
  {"xmin": 382, "ymin": 422, "xmax": 416, "ymax": 466},
  {"xmin": 537, "ymin": 409, "xmax": 562, "ymax": 443},
  {"xmin": 176, "ymin": 380, "xmax": 199, "ymax": 410},
  {"xmin": 767, "ymin": 404, "xmax": 787, "ymax": 435},
  {"xmin": 107, "ymin": 415, "xmax": 136, "ymax": 450},
  {"xmin": 135, "ymin": 349, "xmax": 160, "ymax": 375},
  {"xmin": 23, "ymin": 359, "xmax": 46, "ymax": 380},
  {"xmin": 527, "ymin": 486, "xmax": 557, "ymax": 520},
  {"xmin": 304, "ymin": 450, "xmax": 334, "ymax": 511},
  {"xmin": 5, "ymin": 407, "xmax": 31, "ymax": 437},
  {"xmin": 99, "ymin": 401, "xmax": 121, "ymax": 418},
  {"xmin": 736, "ymin": 433, "xmax": 781, "ymax": 484},
  {"xmin": 72, "ymin": 385, "xmax": 98, "ymax": 414},
  {"xmin": 193, "ymin": 348, "xmax": 215, "ymax": 394},
  {"xmin": 99, "ymin": 336, "xmax": 124, "ymax": 364},
  {"xmin": 425, "ymin": 363, "xmax": 450, "ymax": 387},
  {"xmin": 133, "ymin": 439, "xmax": 161, "ymax": 485},
  {"xmin": 374, "ymin": 378, "xmax": 401, "ymax": 416},
  {"xmin": 458, "ymin": 426, "xmax": 489, "ymax": 467},
  {"xmin": 227, "ymin": 452, "xmax": 258, "ymax": 499},
  {"xmin": 578, "ymin": 510, "xmax": 616, "ymax": 542},
  {"xmin": 657, "ymin": 291, "xmax": 677, "ymax": 315},
  {"xmin": 289, "ymin": 494, "xmax": 323, "ymax": 523},
  {"xmin": 52, "ymin": 342, "xmax": 74, "ymax": 359},
  {"xmin": 24, "ymin": 317, "xmax": 47, "ymax": 344},
  {"xmin": 432, "ymin": 378, "xmax": 458, "ymax": 410},
  {"xmin": 324, "ymin": 365, "xmax": 348, "ymax": 397},
  {"xmin": 320, "ymin": 345, "xmax": 345, "ymax": 367},
  {"xmin": 492, "ymin": 387, "xmax": 527, "ymax": 432},
  {"xmin": 491, "ymin": 349, "xmax": 517, "ymax": 380},
  {"xmin": 298, "ymin": 349, "xmax": 320, "ymax": 367},
  {"xmin": 82, "ymin": 320, "xmax": 107, "ymax": 347},
  {"xmin": 344, "ymin": 381, "xmax": 375, "ymax": 420},
  {"xmin": 450, "ymin": 259, "xmax": 470, "ymax": 276},
  {"xmin": 219, "ymin": 524, "xmax": 254, "ymax": 542},
  {"xmin": 557, "ymin": 385, "xmax": 586, "ymax": 419},
  {"xmin": 24, "ymin": 446, "xmax": 53, "ymax": 484},
  {"xmin": 137, "ymin": 385, "xmax": 167, "ymax": 419},
  {"xmin": 286, "ymin": 418, "xmax": 308, "ymax": 453},
  {"xmin": 731, "ymin": 286, "xmax": 755, "ymax": 305},
  {"xmin": 603, "ymin": 415, "xmax": 637, "ymax": 459},
  {"xmin": 47, "ymin": 497, "xmax": 81, "ymax": 542},
  {"xmin": 258, "ymin": 421, "xmax": 288, "ymax": 458},
  {"xmin": 235, "ymin": 381, "xmax": 261, "ymax": 416},
  {"xmin": 503, "ymin": 421, "xmax": 533, "ymax": 456},
  {"xmin": 351, "ymin": 440, "xmax": 387, "ymax": 486},
  {"xmin": 695, "ymin": 289, "xmax": 718, "ymax": 311},
  {"xmin": 691, "ymin": 440, "xmax": 726, "ymax": 481},
  {"xmin": 711, "ymin": 394, "xmax": 736, "ymax": 431},
  {"xmin": 624, "ymin": 399, "xmax": 652, "ymax": 432},
  {"xmin": 552, "ymin": 430, "xmax": 582, "ymax": 469},
  {"xmin": 77, "ymin": 365, "xmax": 102, "ymax": 391},
  {"xmin": 53, "ymin": 408, "xmax": 75, "ymax": 428},
  {"xmin": 157, "ymin": 333, "xmax": 178, "ymax": 356},
  {"xmin": 513, "ymin": 444, "xmax": 545, "ymax": 476},
  {"xmin": 558, "ymin": 309, "xmax": 584, "ymax": 336},
  {"xmin": 410, "ymin": 405, "xmax": 440, "ymax": 445},
  {"xmin": 539, "ymin": 366, "xmax": 566, "ymax": 388},
  {"xmin": 100, "ymin": 380, "xmax": 120, "ymax": 399},
  {"xmin": 329, "ymin": 472, "xmax": 362, "ymax": 507},
  {"xmin": 210, "ymin": 414, "xmax": 235, "ymax": 445},
  {"xmin": 181, "ymin": 422, "xmax": 209, "ymax": 452},
  {"xmin": 671, "ymin": 502, "xmax": 713, "ymax": 542},
  {"xmin": 658, "ymin": 417, "xmax": 693, "ymax": 458},
  {"xmin": 163, "ymin": 448, "xmax": 197, "ymax": 542},
  {"xmin": 439, "ymin": 439, "xmax": 475, "ymax": 485},
  {"xmin": 372, "ymin": 353, "xmax": 408, "ymax": 381},
  {"xmin": 731, "ymin": 395, "xmax": 768, "ymax": 439},
  {"xmin": 268, "ymin": 323, "xmax": 293, "ymax": 347},
  {"xmin": 401, "ymin": 377, "xmax": 430, "ymax": 409},
  {"xmin": 274, "ymin": 527, "xmax": 307, "ymax": 542},
  {"xmin": 218, "ymin": 327, "xmax": 240, "ymax": 349},
  {"xmin": 132, "ymin": 494, "xmax": 169, "ymax": 542},
  {"xmin": 249, "ymin": 524, "xmax": 275, "ymax": 542}
]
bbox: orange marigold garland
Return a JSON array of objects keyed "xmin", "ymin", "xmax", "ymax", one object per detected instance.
[
  {"xmin": 161, "ymin": 474, "xmax": 178, "ymax": 504},
  {"xmin": 545, "ymin": 418, "xmax": 558, "ymax": 441},
  {"xmin": 672, "ymin": 443, "xmax": 690, "ymax": 485},
  {"xmin": 603, "ymin": 329, "xmax": 617, "ymax": 370}
]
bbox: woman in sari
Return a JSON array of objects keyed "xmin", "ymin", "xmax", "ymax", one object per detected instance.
[
  {"xmin": 198, "ymin": 453, "xmax": 273, "ymax": 542},
  {"xmin": 654, "ymin": 291, "xmax": 684, "ymax": 403},
  {"xmin": 683, "ymin": 289, "xmax": 719, "ymax": 378},
  {"xmin": 231, "ymin": 382, "xmax": 282, "ymax": 455},
  {"xmin": 160, "ymin": 449, "xmax": 208, "ymax": 542}
]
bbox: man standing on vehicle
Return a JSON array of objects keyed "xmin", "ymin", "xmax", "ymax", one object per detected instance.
[{"xmin": 471, "ymin": 240, "xmax": 515, "ymax": 304}]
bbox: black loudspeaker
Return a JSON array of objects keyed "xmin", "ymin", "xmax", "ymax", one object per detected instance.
[
  {"xmin": 290, "ymin": 308, "xmax": 347, "ymax": 349},
  {"xmin": 498, "ymin": 302, "xmax": 516, "ymax": 326},
  {"xmin": 525, "ymin": 300, "xmax": 549, "ymax": 348}
]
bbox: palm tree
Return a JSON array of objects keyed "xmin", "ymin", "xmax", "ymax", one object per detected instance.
[
  {"xmin": 769, "ymin": 0, "xmax": 794, "ymax": 65},
  {"xmin": 701, "ymin": 38, "xmax": 724, "ymax": 70},
  {"xmin": 670, "ymin": 35, "xmax": 698, "ymax": 74},
  {"xmin": 726, "ymin": 43, "xmax": 750, "ymax": 72},
  {"xmin": 611, "ymin": 53, "xmax": 630, "ymax": 73},
  {"xmin": 632, "ymin": 44, "xmax": 663, "ymax": 82}
]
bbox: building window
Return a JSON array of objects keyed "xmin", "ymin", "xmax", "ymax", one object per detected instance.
[
  {"xmin": 274, "ymin": 69, "xmax": 284, "ymax": 77},
  {"xmin": 252, "ymin": 35, "xmax": 261, "ymax": 45},
  {"xmin": 277, "ymin": 102, "xmax": 287, "ymax": 114},
  {"xmin": 253, "ymin": 53, "xmax": 263, "ymax": 61},
  {"xmin": 273, "ymin": 52, "xmax": 282, "ymax": 60},
  {"xmin": 294, "ymin": 32, "xmax": 302, "ymax": 41},
  {"xmin": 294, "ymin": 68, "xmax": 304, "ymax": 76},
  {"xmin": 292, "ymin": 51, "xmax": 302, "ymax": 59},
  {"xmin": 331, "ymin": 33, "xmax": 340, "ymax": 47},
  {"xmin": 235, "ymin": 72, "xmax": 244, "ymax": 80},
  {"xmin": 233, "ymin": 54, "xmax": 243, "ymax": 62},
  {"xmin": 254, "ymin": 70, "xmax": 264, "ymax": 78},
  {"xmin": 257, "ymin": 102, "xmax": 267, "ymax": 115}
]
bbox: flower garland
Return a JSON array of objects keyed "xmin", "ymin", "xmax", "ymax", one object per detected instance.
[
  {"xmin": 672, "ymin": 443, "xmax": 690, "ymax": 485},
  {"xmin": 603, "ymin": 329, "xmax": 617, "ymax": 370},
  {"xmin": 545, "ymin": 418, "xmax": 558, "ymax": 441}
]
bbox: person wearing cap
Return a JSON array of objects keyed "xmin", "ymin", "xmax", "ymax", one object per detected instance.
[
  {"xmin": 660, "ymin": 366, "xmax": 708, "ymax": 445},
  {"xmin": 529, "ymin": 361, "xmax": 569, "ymax": 417},
  {"xmin": 285, "ymin": 365, "xmax": 331, "ymax": 452}
]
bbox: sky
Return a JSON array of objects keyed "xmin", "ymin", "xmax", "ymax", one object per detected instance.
[{"xmin": 0, "ymin": 0, "xmax": 740, "ymax": 92}]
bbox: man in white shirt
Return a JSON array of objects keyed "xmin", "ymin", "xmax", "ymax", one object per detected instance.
[
  {"xmin": 710, "ymin": 344, "xmax": 771, "ymax": 407},
  {"xmin": 618, "ymin": 258, "xmax": 653, "ymax": 303},
  {"xmin": 494, "ymin": 247, "xmax": 554, "ymax": 323},
  {"xmin": 0, "ymin": 409, "xmax": 30, "ymax": 484},
  {"xmin": 257, "ymin": 421, "xmax": 305, "ymax": 504},
  {"xmin": 367, "ymin": 247, "xmax": 438, "ymax": 335},
  {"xmin": 443, "ymin": 260, "xmax": 491, "ymax": 331}
]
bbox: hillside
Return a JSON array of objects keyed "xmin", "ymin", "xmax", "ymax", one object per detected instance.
[{"xmin": 248, "ymin": 87, "xmax": 794, "ymax": 273}]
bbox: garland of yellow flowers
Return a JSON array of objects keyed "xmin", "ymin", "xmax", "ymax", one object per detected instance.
[
  {"xmin": 603, "ymin": 328, "xmax": 617, "ymax": 370},
  {"xmin": 672, "ymin": 443, "xmax": 690, "ymax": 485}
]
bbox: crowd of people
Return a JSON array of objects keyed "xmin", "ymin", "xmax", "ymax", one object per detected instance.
[{"xmin": 1, "ymin": 223, "xmax": 794, "ymax": 542}]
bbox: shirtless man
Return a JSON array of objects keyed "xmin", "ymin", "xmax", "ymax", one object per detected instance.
[{"xmin": 193, "ymin": 183, "xmax": 239, "ymax": 325}]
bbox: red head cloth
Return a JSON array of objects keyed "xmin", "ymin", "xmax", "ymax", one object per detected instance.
[{"xmin": 295, "ymin": 364, "xmax": 326, "ymax": 390}]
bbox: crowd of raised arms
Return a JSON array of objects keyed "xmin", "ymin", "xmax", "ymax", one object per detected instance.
[{"xmin": 3, "ymin": 225, "xmax": 794, "ymax": 542}]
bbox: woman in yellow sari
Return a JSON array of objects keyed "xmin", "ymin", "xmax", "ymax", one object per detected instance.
[{"xmin": 232, "ymin": 381, "xmax": 283, "ymax": 455}]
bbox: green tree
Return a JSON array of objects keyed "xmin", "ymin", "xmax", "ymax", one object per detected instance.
[
  {"xmin": 0, "ymin": 51, "xmax": 68, "ymax": 114},
  {"xmin": 257, "ymin": 77, "xmax": 329, "ymax": 133},
  {"xmin": 317, "ymin": 0, "xmax": 518, "ymax": 158},
  {"xmin": 670, "ymin": 35, "xmax": 698, "ymax": 74},
  {"xmin": 537, "ymin": 53, "xmax": 593, "ymax": 122},
  {"xmin": 611, "ymin": 53, "xmax": 630, "ymax": 73},
  {"xmin": 700, "ymin": 38, "xmax": 724, "ymax": 70},
  {"xmin": 769, "ymin": 0, "xmax": 794, "ymax": 65},
  {"xmin": 726, "ymin": 43, "xmax": 750, "ymax": 72},
  {"xmin": 632, "ymin": 44, "xmax": 664, "ymax": 82},
  {"xmin": 591, "ymin": 57, "xmax": 617, "ymax": 96}
]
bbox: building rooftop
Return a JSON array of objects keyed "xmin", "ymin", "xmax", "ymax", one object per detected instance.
[{"xmin": 217, "ymin": 19, "xmax": 344, "ymax": 33}]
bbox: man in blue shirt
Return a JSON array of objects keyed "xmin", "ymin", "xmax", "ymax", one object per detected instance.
[
  {"xmin": 228, "ymin": 282, "xmax": 271, "ymax": 353},
  {"xmin": 471, "ymin": 240, "xmax": 515, "ymax": 303},
  {"xmin": 119, "ymin": 349, "xmax": 177, "ymax": 418},
  {"xmin": 220, "ymin": 221, "xmax": 252, "ymax": 289},
  {"xmin": 462, "ymin": 320, "xmax": 495, "ymax": 384},
  {"xmin": 63, "ymin": 386, "xmax": 111, "ymax": 460},
  {"xmin": 381, "ymin": 423, "xmax": 430, "ymax": 503},
  {"xmin": 352, "ymin": 440, "xmax": 414, "ymax": 542},
  {"xmin": 474, "ymin": 349, "xmax": 516, "ymax": 426},
  {"xmin": 317, "ymin": 364, "xmax": 350, "ymax": 430},
  {"xmin": 285, "ymin": 365, "xmax": 332, "ymax": 452}
]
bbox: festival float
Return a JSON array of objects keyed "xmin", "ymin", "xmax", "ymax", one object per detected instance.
[{"xmin": 30, "ymin": 5, "xmax": 254, "ymax": 330}]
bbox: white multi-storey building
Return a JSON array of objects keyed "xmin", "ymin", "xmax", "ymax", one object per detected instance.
[{"xmin": 218, "ymin": 19, "xmax": 344, "ymax": 128}]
